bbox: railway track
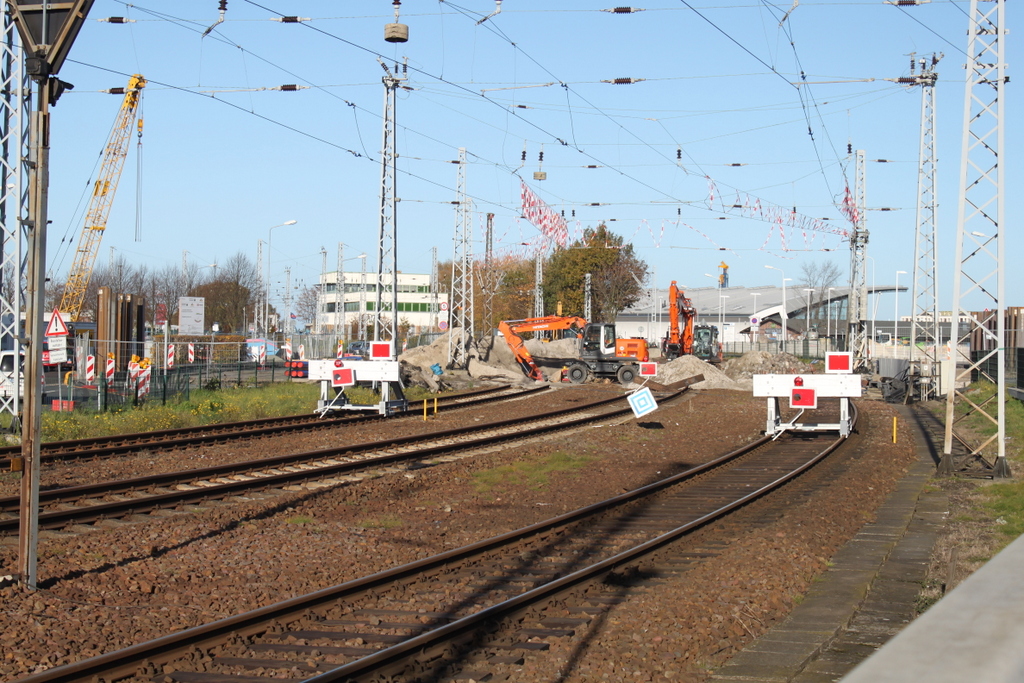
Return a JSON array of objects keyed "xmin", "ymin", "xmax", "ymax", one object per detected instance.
[
  {"xmin": 0, "ymin": 388, "xmax": 677, "ymax": 536},
  {"xmin": 11, "ymin": 401, "xmax": 857, "ymax": 683},
  {"xmin": 0, "ymin": 385, "xmax": 542, "ymax": 471}
]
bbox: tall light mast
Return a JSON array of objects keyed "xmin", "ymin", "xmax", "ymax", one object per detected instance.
[
  {"xmin": 448, "ymin": 147, "xmax": 474, "ymax": 369},
  {"xmin": 904, "ymin": 55, "xmax": 941, "ymax": 401},
  {"xmin": 846, "ymin": 150, "xmax": 870, "ymax": 369},
  {"xmin": 375, "ymin": 59, "xmax": 404, "ymax": 344},
  {"xmin": 941, "ymin": 0, "xmax": 1009, "ymax": 477}
]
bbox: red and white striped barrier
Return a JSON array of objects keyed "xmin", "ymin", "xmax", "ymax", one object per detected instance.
[
  {"xmin": 298, "ymin": 343, "xmax": 305, "ymax": 360},
  {"xmin": 188, "ymin": 343, "xmax": 195, "ymax": 363},
  {"xmin": 85, "ymin": 355, "xmax": 95, "ymax": 383},
  {"xmin": 105, "ymin": 358, "xmax": 115, "ymax": 382},
  {"xmin": 138, "ymin": 366, "xmax": 151, "ymax": 397},
  {"xmin": 337, "ymin": 342, "xmax": 344, "ymax": 359},
  {"xmin": 259, "ymin": 344, "xmax": 267, "ymax": 365},
  {"xmin": 282, "ymin": 342, "xmax": 292, "ymax": 361},
  {"xmin": 167, "ymin": 344, "xmax": 175, "ymax": 369}
]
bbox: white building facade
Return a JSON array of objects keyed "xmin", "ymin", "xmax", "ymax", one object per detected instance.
[{"xmin": 317, "ymin": 271, "xmax": 448, "ymax": 340}]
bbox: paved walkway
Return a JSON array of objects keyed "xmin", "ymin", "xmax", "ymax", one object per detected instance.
[{"xmin": 710, "ymin": 404, "xmax": 948, "ymax": 682}]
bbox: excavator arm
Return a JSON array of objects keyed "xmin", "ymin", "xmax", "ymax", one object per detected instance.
[
  {"xmin": 663, "ymin": 281, "xmax": 696, "ymax": 359},
  {"xmin": 499, "ymin": 316, "xmax": 588, "ymax": 381}
]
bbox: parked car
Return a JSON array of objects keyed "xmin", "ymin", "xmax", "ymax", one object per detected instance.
[{"xmin": 347, "ymin": 340, "xmax": 370, "ymax": 357}]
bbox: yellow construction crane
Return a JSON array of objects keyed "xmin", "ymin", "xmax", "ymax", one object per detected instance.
[{"xmin": 59, "ymin": 74, "xmax": 146, "ymax": 322}]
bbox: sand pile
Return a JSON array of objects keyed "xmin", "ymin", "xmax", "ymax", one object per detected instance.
[
  {"xmin": 721, "ymin": 351, "xmax": 808, "ymax": 379},
  {"xmin": 654, "ymin": 355, "xmax": 739, "ymax": 390}
]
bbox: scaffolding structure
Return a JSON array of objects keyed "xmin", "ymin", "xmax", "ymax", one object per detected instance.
[{"xmin": 941, "ymin": 0, "xmax": 1009, "ymax": 477}]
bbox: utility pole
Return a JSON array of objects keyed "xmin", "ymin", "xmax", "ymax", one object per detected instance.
[
  {"xmin": 430, "ymin": 246, "xmax": 438, "ymax": 332},
  {"xmin": 942, "ymin": 0, "xmax": 1009, "ymax": 477},
  {"xmin": 448, "ymin": 147, "xmax": 474, "ymax": 369},
  {"xmin": 903, "ymin": 54, "xmax": 941, "ymax": 401},
  {"xmin": 584, "ymin": 272, "xmax": 592, "ymax": 321},
  {"xmin": 255, "ymin": 240, "xmax": 264, "ymax": 333},
  {"xmin": 283, "ymin": 267, "xmax": 292, "ymax": 334},
  {"xmin": 8, "ymin": 0, "xmax": 95, "ymax": 590},
  {"xmin": 318, "ymin": 247, "xmax": 327, "ymax": 335},
  {"xmin": 846, "ymin": 149, "xmax": 870, "ymax": 370},
  {"xmin": 375, "ymin": 58, "xmax": 404, "ymax": 344},
  {"xmin": 336, "ymin": 242, "xmax": 344, "ymax": 341}
]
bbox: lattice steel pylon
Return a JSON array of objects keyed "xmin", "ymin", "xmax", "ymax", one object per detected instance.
[
  {"xmin": 906, "ymin": 55, "xmax": 941, "ymax": 401},
  {"xmin": 941, "ymin": 0, "xmax": 1009, "ymax": 478},
  {"xmin": 0, "ymin": 16, "xmax": 29, "ymax": 428},
  {"xmin": 845, "ymin": 150, "xmax": 870, "ymax": 369},
  {"xmin": 477, "ymin": 212, "xmax": 503, "ymax": 335},
  {"xmin": 374, "ymin": 59, "xmax": 404, "ymax": 344},
  {"xmin": 448, "ymin": 147, "xmax": 474, "ymax": 369}
]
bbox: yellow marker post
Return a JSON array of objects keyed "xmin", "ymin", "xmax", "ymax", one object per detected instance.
[
  {"xmin": 423, "ymin": 399, "xmax": 428, "ymax": 421},
  {"xmin": 434, "ymin": 397, "xmax": 438, "ymax": 414},
  {"xmin": 892, "ymin": 416, "xmax": 898, "ymax": 444}
]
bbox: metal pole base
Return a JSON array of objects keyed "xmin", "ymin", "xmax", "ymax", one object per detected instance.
[
  {"xmin": 937, "ymin": 451, "xmax": 956, "ymax": 475},
  {"xmin": 993, "ymin": 456, "xmax": 1012, "ymax": 479}
]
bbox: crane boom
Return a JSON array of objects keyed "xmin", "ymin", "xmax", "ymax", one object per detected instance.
[{"xmin": 59, "ymin": 74, "xmax": 146, "ymax": 322}]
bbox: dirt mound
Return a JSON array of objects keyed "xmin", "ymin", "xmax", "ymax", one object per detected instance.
[
  {"xmin": 655, "ymin": 355, "xmax": 738, "ymax": 390},
  {"xmin": 721, "ymin": 351, "xmax": 808, "ymax": 379}
]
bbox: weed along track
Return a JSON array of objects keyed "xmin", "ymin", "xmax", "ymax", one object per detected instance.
[
  {"xmin": 0, "ymin": 389, "xmax": 678, "ymax": 536},
  {"xmin": 0, "ymin": 385, "xmax": 538, "ymax": 472},
  {"xmin": 6, "ymin": 400, "xmax": 858, "ymax": 683}
]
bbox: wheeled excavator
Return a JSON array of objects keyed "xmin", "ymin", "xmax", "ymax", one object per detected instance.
[
  {"xmin": 498, "ymin": 316, "xmax": 649, "ymax": 385},
  {"xmin": 661, "ymin": 281, "xmax": 722, "ymax": 364}
]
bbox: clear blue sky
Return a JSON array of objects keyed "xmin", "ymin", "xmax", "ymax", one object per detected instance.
[{"xmin": 43, "ymin": 0, "xmax": 1018, "ymax": 321}]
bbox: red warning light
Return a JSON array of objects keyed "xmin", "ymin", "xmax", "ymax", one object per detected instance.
[
  {"xmin": 334, "ymin": 359, "xmax": 343, "ymax": 368},
  {"xmin": 794, "ymin": 376, "xmax": 804, "ymax": 386}
]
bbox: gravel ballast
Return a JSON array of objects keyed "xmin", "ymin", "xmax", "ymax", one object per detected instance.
[{"xmin": 0, "ymin": 387, "xmax": 915, "ymax": 681}]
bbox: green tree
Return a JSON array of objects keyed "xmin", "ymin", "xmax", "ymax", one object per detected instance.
[{"xmin": 544, "ymin": 225, "xmax": 647, "ymax": 322}]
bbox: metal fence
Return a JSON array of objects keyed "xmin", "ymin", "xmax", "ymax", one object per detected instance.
[{"xmin": 723, "ymin": 339, "xmax": 838, "ymax": 359}]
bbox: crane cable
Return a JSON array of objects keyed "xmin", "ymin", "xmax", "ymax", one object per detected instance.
[{"xmin": 134, "ymin": 94, "xmax": 144, "ymax": 241}]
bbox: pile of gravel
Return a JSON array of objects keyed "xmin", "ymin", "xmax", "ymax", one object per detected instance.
[{"xmin": 721, "ymin": 351, "xmax": 810, "ymax": 380}]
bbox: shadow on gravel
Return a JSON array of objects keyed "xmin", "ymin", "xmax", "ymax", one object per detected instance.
[
  {"xmin": 404, "ymin": 466, "xmax": 692, "ymax": 683},
  {"xmin": 37, "ymin": 488, "xmax": 335, "ymax": 590}
]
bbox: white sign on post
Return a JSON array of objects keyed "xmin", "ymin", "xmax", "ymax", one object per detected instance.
[{"xmin": 178, "ymin": 297, "xmax": 205, "ymax": 336}]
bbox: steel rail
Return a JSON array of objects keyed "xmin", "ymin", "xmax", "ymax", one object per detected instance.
[
  {"xmin": 0, "ymin": 389, "xmax": 682, "ymax": 533},
  {"xmin": 0, "ymin": 385, "xmax": 540, "ymax": 470},
  {"xmin": 9, "ymin": 395, "xmax": 846, "ymax": 683}
]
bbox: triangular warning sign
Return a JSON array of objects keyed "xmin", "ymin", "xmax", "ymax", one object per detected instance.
[{"xmin": 45, "ymin": 308, "xmax": 69, "ymax": 336}]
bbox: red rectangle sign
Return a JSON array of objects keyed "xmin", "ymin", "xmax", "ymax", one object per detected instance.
[
  {"xmin": 790, "ymin": 387, "xmax": 817, "ymax": 409},
  {"xmin": 639, "ymin": 362, "xmax": 658, "ymax": 377},
  {"xmin": 369, "ymin": 342, "xmax": 393, "ymax": 360}
]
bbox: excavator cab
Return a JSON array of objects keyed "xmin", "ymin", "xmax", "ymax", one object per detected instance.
[
  {"xmin": 692, "ymin": 324, "xmax": 723, "ymax": 363},
  {"xmin": 581, "ymin": 323, "xmax": 615, "ymax": 357}
]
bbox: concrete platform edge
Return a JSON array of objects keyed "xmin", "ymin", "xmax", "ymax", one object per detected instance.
[{"xmin": 710, "ymin": 404, "xmax": 946, "ymax": 683}]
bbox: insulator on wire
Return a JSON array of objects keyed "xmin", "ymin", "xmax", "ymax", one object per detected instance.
[
  {"xmin": 605, "ymin": 6, "xmax": 643, "ymax": 13},
  {"xmin": 677, "ymin": 208, "xmax": 681, "ymax": 216},
  {"xmin": 572, "ymin": 209, "xmax": 576, "ymax": 217},
  {"xmin": 100, "ymin": 16, "xmax": 134, "ymax": 23},
  {"xmin": 847, "ymin": 143, "xmax": 853, "ymax": 154},
  {"xmin": 676, "ymin": 148, "xmax": 681, "ymax": 160},
  {"xmin": 273, "ymin": 84, "xmax": 303, "ymax": 91},
  {"xmin": 521, "ymin": 150, "xmax": 527, "ymax": 162},
  {"xmin": 539, "ymin": 151, "xmax": 544, "ymax": 162},
  {"xmin": 561, "ymin": 210, "xmax": 565, "ymax": 217},
  {"xmin": 273, "ymin": 16, "xmax": 309, "ymax": 23}
]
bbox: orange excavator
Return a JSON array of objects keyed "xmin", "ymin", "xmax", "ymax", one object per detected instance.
[
  {"xmin": 498, "ymin": 316, "xmax": 649, "ymax": 385},
  {"xmin": 662, "ymin": 281, "xmax": 722, "ymax": 363}
]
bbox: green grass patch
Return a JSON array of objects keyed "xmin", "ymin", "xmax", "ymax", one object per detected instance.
[
  {"xmin": 285, "ymin": 514, "xmax": 315, "ymax": 525},
  {"xmin": 35, "ymin": 382, "xmax": 450, "ymax": 442},
  {"xmin": 472, "ymin": 450, "xmax": 595, "ymax": 494},
  {"xmin": 358, "ymin": 515, "xmax": 403, "ymax": 529}
]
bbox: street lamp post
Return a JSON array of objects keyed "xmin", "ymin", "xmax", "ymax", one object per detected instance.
[
  {"xmin": 265, "ymin": 220, "xmax": 297, "ymax": 338},
  {"xmin": 894, "ymin": 270, "xmax": 907, "ymax": 345},
  {"xmin": 719, "ymin": 295, "xmax": 730, "ymax": 339},
  {"xmin": 750, "ymin": 292, "xmax": 761, "ymax": 343},
  {"xmin": 827, "ymin": 287, "xmax": 836, "ymax": 343},
  {"xmin": 804, "ymin": 288, "xmax": 815, "ymax": 337},
  {"xmin": 765, "ymin": 266, "xmax": 790, "ymax": 353}
]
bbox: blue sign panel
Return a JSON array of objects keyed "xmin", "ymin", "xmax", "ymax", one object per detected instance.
[{"xmin": 627, "ymin": 387, "xmax": 658, "ymax": 419}]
